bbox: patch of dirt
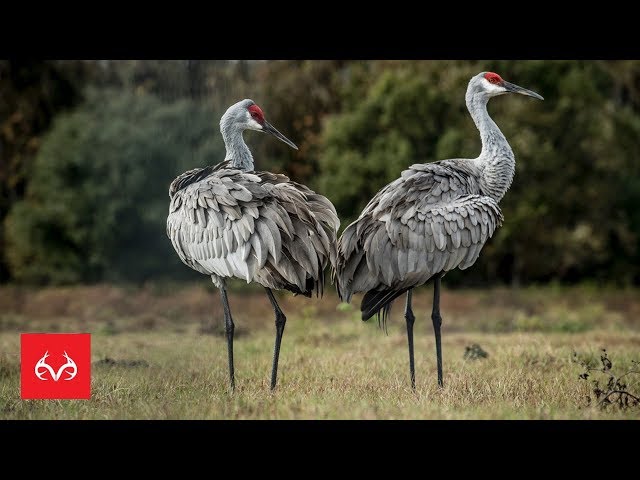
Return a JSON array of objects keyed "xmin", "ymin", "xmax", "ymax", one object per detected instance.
[{"xmin": 93, "ymin": 357, "xmax": 149, "ymax": 368}]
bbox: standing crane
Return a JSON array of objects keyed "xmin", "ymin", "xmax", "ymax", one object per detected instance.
[
  {"xmin": 334, "ymin": 72, "xmax": 543, "ymax": 389},
  {"xmin": 167, "ymin": 99, "xmax": 339, "ymax": 390}
]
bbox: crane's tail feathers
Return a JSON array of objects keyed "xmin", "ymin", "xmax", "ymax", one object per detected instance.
[
  {"xmin": 361, "ymin": 288, "xmax": 411, "ymax": 330},
  {"xmin": 377, "ymin": 302, "xmax": 393, "ymax": 335}
]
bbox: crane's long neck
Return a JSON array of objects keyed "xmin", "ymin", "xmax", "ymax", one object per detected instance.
[
  {"xmin": 467, "ymin": 92, "xmax": 515, "ymax": 203},
  {"xmin": 222, "ymin": 124, "xmax": 254, "ymax": 172}
]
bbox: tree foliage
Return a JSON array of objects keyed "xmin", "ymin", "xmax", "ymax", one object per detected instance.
[
  {"xmin": 317, "ymin": 60, "xmax": 640, "ymax": 285},
  {"xmin": 5, "ymin": 88, "xmax": 222, "ymax": 283},
  {"xmin": 0, "ymin": 60, "xmax": 92, "ymax": 281},
  {"xmin": 3, "ymin": 60, "xmax": 640, "ymax": 286}
]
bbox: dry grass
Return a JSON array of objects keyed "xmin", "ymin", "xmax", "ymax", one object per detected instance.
[{"xmin": 1, "ymin": 283, "xmax": 639, "ymax": 419}]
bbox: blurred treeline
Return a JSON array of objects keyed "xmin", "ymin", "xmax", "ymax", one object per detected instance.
[{"xmin": 1, "ymin": 60, "xmax": 639, "ymax": 286}]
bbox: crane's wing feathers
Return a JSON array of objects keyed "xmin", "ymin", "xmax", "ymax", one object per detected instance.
[
  {"xmin": 167, "ymin": 161, "xmax": 339, "ymax": 296},
  {"xmin": 334, "ymin": 161, "xmax": 503, "ymax": 319}
]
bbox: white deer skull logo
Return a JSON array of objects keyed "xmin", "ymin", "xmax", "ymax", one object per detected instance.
[{"xmin": 34, "ymin": 351, "xmax": 78, "ymax": 381}]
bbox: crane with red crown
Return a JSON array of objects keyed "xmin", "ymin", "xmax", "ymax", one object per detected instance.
[
  {"xmin": 334, "ymin": 72, "xmax": 543, "ymax": 389},
  {"xmin": 167, "ymin": 99, "xmax": 339, "ymax": 391}
]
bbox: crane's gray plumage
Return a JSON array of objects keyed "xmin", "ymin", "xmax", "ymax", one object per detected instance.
[
  {"xmin": 336, "ymin": 161, "xmax": 504, "ymax": 317},
  {"xmin": 333, "ymin": 72, "xmax": 542, "ymax": 388},
  {"xmin": 168, "ymin": 160, "xmax": 338, "ymax": 295},
  {"xmin": 167, "ymin": 99, "xmax": 339, "ymax": 390}
]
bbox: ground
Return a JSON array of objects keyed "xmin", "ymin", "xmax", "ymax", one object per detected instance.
[{"xmin": 1, "ymin": 283, "xmax": 639, "ymax": 419}]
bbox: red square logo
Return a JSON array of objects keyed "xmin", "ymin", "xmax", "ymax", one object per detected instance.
[{"xmin": 21, "ymin": 333, "xmax": 91, "ymax": 400}]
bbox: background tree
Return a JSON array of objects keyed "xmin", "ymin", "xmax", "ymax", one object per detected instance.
[
  {"xmin": 5, "ymin": 88, "xmax": 222, "ymax": 283},
  {"xmin": 0, "ymin": 60, "xmax": 92, "ymax": 281},
  {"xmin": 2, "ymin": 60, "xmax": 640, "ymax": 286}
]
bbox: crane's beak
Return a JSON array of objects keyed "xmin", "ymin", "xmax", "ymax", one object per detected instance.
[
  {"xmin": 503, "ymin": 81, "xmax": 544, "ymax": 100},
  {"xmin": 262, "ymin": 121, "xmax": 299, "ymax": 150}
]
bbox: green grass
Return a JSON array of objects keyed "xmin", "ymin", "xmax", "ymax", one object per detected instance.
[{"xmin": 1, "ymin": 284, "xmax": 639, "ymax": 419}]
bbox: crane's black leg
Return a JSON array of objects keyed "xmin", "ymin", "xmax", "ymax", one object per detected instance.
[
  {"xmin": 265, "ymin": 288, "xmax": 287, "ymax": 390},
  {"xmin": 431, "ymin": 275, "xmax": 444, "ymax": 387},
  {"xmin": 405, "ymin": 289, "xmax": 416, "ymax": 390},
  {"xmin": 219, "ymin": 287, "xmax": 235, "ymax": 390}
]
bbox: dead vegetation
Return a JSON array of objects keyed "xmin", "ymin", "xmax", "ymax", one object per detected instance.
[{"xmin": 573, "ymin": 349, "xmax": 640, "ymax": 411}]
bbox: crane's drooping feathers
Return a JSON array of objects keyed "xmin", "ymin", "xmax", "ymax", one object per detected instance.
[
  {"xmin": 168, "ymin": 160, "xmax": 339, "ymax": 296},
  {"xmin": 334, "ymin": 72, "xmax": 542, "ymax": 324},
  {"xmin": 335, "ymin": 161, "xmax": 504, "ymax": 320}
]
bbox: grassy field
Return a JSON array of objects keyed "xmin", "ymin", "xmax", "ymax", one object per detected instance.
[{"xmin": 1, "ymin": 283, "xmax": 639, "ymax": 419}]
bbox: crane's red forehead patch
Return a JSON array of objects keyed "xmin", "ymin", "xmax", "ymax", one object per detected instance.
[
  {"xmin": 248, "ymin": 104, "xmax": 265, "ymax": 123},
  {"xmin": 484, "ymin": 72, "xmax": 503, "ymax": 84}
]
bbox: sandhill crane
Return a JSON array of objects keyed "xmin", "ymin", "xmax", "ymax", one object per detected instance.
[
  {"xmin": 335, "ymin": 72, "xmax": 543, "ymax": 389},
  {"xmin": 167, "ymin": 99, "xmax": 339, "ymax": 390}
]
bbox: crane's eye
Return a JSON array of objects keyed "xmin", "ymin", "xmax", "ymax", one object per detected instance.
[
  {"xmin": 248, "ymin": 104, "xmax": 265, "ymax": 123},
  {"xmin": 484, "ymin": 72, "xmax": 503, "ymax": 85},
  {"xmin": 483, "ymin": 72, "xmax": 502, "ymax": 85}
]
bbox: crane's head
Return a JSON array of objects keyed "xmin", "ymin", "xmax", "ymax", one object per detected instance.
[
  {"xmin": 468, "ymin": 72, "xmax": 544, "ymax": 101},
  {"xmin": 220, "ymin": 99, "xmax": 298, "ymax": 150}
]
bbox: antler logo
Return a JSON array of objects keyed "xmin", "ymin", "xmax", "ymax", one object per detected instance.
[
  {"xmin": 22, "ymin": 333, "xmax": 90, "ymax": 399},
  {"xmin": 34, "ymin": 351, "xmax": 78, "ymax": 381}
]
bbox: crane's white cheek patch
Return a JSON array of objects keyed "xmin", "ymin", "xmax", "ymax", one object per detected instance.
[
  {"xmin": 481, "ymin": 79, "xmax": 507, "ymax": 95},
  {"xmin": 249, "ymin": 119, "xmax": 263, "ymax": 131}
]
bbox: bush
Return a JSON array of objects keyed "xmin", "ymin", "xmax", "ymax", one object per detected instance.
[{"xmin": 5, "ymin": 88, "xmax": 223, "ymax": 284}]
